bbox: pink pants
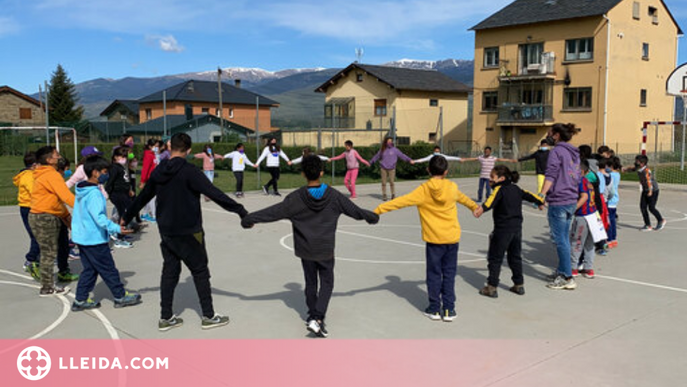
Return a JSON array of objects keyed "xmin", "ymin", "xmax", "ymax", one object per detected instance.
[{"xmin": 344, "ymin": 168, "xmax": 359, "ymax": 197}]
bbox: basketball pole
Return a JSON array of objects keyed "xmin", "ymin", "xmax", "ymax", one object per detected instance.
[{"xmin": 682, "ymin": 96, "xmax": 686, "ymax": 171}]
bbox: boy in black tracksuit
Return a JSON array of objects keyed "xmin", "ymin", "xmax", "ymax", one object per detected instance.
[
  {"xmin": 475, "ymin": 165, "xmax": 544, "ymax": 298},
  {"xmin": 517, "ymin": 139, "xmax": 550, "ymax": 195},
  {"xmin": 242, "ymin": 155, "xmax": 379, "ymax": 338},
  {"xmin": 106, "ymin": 147, "xmax": 138, "ymax": 242},
  {"xmin": 123, "ymin": 133, "xmax": 248, "ymax": 332}
]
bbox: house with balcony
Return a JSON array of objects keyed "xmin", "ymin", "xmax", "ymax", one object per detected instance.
[
  {"xmin": 471, "ymin": 0, "xmax": 682, "ymax": 156},
  {"xmin": 314, "ymin": 63, "xmax": 471, "ymax": 147}
]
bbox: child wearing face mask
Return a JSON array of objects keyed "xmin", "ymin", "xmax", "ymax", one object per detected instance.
[
  {"xmin": 517, "ymin": 139, "xmax": 551, "ymax": 194},
  {"xmin": 329, "ymin": 140, "xmax": 370, "ymax": 199},
  {"xmin": 256, "ymin": 138, "xmax": 292, "ymax": 196},
  {"xmin": 474, "ymin": 165, "xmax": 545, "ymax": 298},
  {"xmin": 105, "ymin": 147, "xmax": 136, "ymax": 248},
  {"xmin": 194, "ymin": 144, "xmax": 224, "ymax": 184},
  {"xmin": 223, "ymin": 143, "xmax": 256, "ymax": 198},
  {"xmin": 462, "ymin": 146, "xmax": 517, "ymax": 202},
  {"xmin": 606, "ymin": 157, "xmax": 622, "ymax": 248},
  {"xmin": 140, "ymin": 139, "xmax": 160, "ymax": 222}
]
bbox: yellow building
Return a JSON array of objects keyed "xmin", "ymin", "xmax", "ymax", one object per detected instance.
[
  {"xmin": 313, "ymin": 63, "xmax": 471, "ymax": 148},
  {"xmin": 471, "ymin": 0, "xmax": 682, "ymax": 156}
]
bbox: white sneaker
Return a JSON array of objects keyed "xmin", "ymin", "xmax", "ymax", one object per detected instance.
[
  {"xmin": 114, "ymin": 240, "xmax": 133, "ymax": 249},
  {"xmin": 546, "ymin": 275, "xmax": 577, "ymax": 290},
  {"xmin": 306, "ymin": 319, "xmax": 321, "ymax": 335}
]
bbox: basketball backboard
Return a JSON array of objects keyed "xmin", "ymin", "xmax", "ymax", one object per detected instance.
[{"xmin": 667, "ymin": 62, "xmax": 687, "ymax": 96}]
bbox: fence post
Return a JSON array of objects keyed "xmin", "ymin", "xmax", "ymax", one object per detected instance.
[{"xmin": 439, "ymin": 106, "xmax": 444, "ymax": 151}]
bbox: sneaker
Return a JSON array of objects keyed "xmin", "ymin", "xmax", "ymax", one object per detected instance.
[
  {"xmin": 141, "ymin": 214, "xmax": 157, "ymax": 223},
  {"xmin": 479, "ymin": 285, "xmax": 498, "ymax": 298},
  {"xmin": 441, "ymin": 309, "xmax": 457, "ymax": 322},
  {"xmin": 68, "ymin": 247, "xmax": 80, "ymax": 260},
  {"xmin": 316, "ymin": 320, "xmax": 329, "ymax": 338},
  {"xmin": 114, "ymin": 240, "xmax": 133, "ymax": 249},
  {"xmin": 546, "ymin": 275, "xmax": 577, "ymax": 290},
  {"xmin": 597, "ymin": 249, "xmax": 607, "ymax": 256},
  {"xmin": 114, "ymin": 291, "xmax": 142, "ymax": 308},
  {"xmin": 159, "ymin": 315, "xmax": 184, "ymax": 332},
  {"xmin": 382, "ymin": 196, "xmax": 388, "ymax": 201},
  {"xmin": 640, "ymin": 225, "xmax": 653, "ymax": 232},
  {"xmin": 57, "ymin": 271, "xmax": 79, "ymax": 282},
  {"xmin": 201, "ymin": 314, "xmax": 230, "ymax": 330},
  {"xmin": 391, "ymin": 194, "xmax": 396, "ymax": 200},
  {"xmin": 581, "ymin": 269, "xmax": 596, "ymax": 279},
  {"xmin": 71, "ymin": 298, "xmax": 101, "ymax": 312},
  {"xmin": 273, "ymin": 192, "xmax": 282, "ymax": 197},
  {"xmin": 545, "ymin": 270, "xmax": 560, "ymax": 281},
  {"xmin": 27, "ymin": 262, "xmax": 40, "ymax": 281},
  {"xmin": 572, "ymin": 269, "xmax": 580, "ymax": 277},
  {"xmin": 262, "ymin": 186, "xmax": 269, "ymax": 196},
  {"xmin": 509, "ymin": 284, "xmax": 525, "ymax": 295},
  {"xmin": 608, "ymin": 241, "xmax": 618, "ymax": 249},
  {"xmin": 350, "ymin": 195, "xmax": 357, "ymax": 199},
  {"xmin": 39, "ymin": 286, "xmax": 70, "ymax": 297},
  {"xmin": 655, "ymin": 220, "xmax": 667, "ymax": 231},
  {"xmin": 423, "ymin": 307, "xmax": 441, "ymax": 321},
  {"xmin": 306, "ymin": 319, "xmax": 321, "ymax": 335}
]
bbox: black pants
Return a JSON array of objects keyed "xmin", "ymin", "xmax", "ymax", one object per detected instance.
[
  {"xmin": 110, "ymin": 192, "xmax": 133, "ymax": 222},
  {"xmin": 486, "ymin": 231, "xmax": 523, "ymax": 287},
  {"xmin": 640, "ymin": 190, "xmax": 663, "ymax": 227},
  {"xmin": 265, "ymin": 167, "xmax": 280, "ymax": 193},
  {"xmin": 20, "ymin": 206, "xmax": 40, "ymax": 263},
  {"xmin": 159, "ymin": 232, "xmax": 214, "ymax": 320},
  {"xmin": 301, "ymin": 258, "xmax": 335, "ymax": 321},
  {"xmin": 234, "ymin": 171, "xmax": 244, "ymax": 193}
]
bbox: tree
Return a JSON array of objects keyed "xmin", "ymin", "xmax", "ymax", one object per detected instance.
[{"xmin": 48, "ymin": 64, "xmax": 84, "ymax": 124}]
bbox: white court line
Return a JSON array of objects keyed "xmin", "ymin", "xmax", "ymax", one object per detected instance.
[
  {"xmin": 593, "ymin": 275, "xmax": 687, "ymax": 294},
  {"xmin": 0, "ymin": 213, "xmax": 17, "ymax": 217},
  {"xmin": 0, "ymin": 280, "xmax": 70, "ymax": 340}
]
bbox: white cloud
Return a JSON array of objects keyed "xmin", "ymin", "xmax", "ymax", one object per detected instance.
[
  {"xmin": 0, "ymin": 16, "xmax": 20, "ymax": 37},
  {"xmin": 146, "ymin": 34, "xmax": 185, "ymax": 53}
]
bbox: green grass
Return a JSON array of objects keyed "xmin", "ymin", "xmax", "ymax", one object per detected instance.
[
  {"xmin": 621, "ymin": 164, "xmax": 687, "ymax": 185},
  {"xmin": 0, "ymin": 157, "xmax": 26, "ymax": 206}
]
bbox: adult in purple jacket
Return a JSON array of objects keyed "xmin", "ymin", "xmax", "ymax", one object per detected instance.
[
  {"xmin": 540, "ymin": 123, "xmax": 581, "ymax": 291},
  {"xmin": 369, "ymin": 137, "xmax": 414, "ymax": 201}
]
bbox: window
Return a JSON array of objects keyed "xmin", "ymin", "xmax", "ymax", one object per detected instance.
[
  {"xmin": 633, "ymin": 2, "xmax": 640, "ymax": 20},
  {"xmin": 120, "ymin": 114, "xmax": 127, "ymax": 120},
  {"xmin": 202, "ymin": 107, "xmax": 210, "ymax": 114},
  {"xmin": 374, "ymin": 99, "xmax": 387, "ymax": 116},
  {"xmin": 640, "ymin": 89, "xmax": 647, "ymax": 106},
  {"xmin": 484, "ymin": 47, "xmax": 500, "ymax": 68},
  {"xmin": 482, "ymin": 91, "xmax": 498, "ymax": 111},
  {"xmin": 215, "ymin": 108, "xmax": 220, "ymax": 117},
  {"xmin": 565, "ymin": 38, "xmax": 594, "ymax": 61},
  {"xmin": 356, "ymin": 73, "xmax": 363, "ymax": 82},
  {"xmin": 145, "ymin": 109, "xmax": 152, "ymax": 120},
  {"xmin": 396, "ymin": 136, "xmax": 410, "ymax": 145},
  {"xmin": 648, "ymin": 6, "xmax": 658, "ymax": 24},
  {"xmin": 428, "ymin": 133, "xmax": 437, "ymax": 142},
  {"xmin": 520, "ymin": 43, "xmax": 544, "ymax": 73},
  {"xmin": 563, "ymin": 87, "xmax": 593, "ymax": 110},
  {"xmin": 429, "ymin": 99, "xmax": 438, "ymax": 107},
  {"xmin": 229, "ymin": 108, "xmax": 234, "ymax": 118},
  {"xmin": 19, "ymin": 108, "xmax": 32, "ymax": 119},
  {"xmin": 642, "ymin": 43, "xmax": 650, "ymax": 60}
]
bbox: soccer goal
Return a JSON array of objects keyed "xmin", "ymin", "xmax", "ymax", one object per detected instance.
[{"xmin": 0, "ymin": 126, "xmax": 78, "ymax": 163}]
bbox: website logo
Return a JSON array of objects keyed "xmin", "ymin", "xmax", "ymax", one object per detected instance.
[{"xmin": 17, "ymin": 346, "xmax": 51, "ymax": 381}]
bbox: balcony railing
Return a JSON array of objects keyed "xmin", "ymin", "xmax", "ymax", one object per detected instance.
[
  {"xmin": 497, "ymin": 104, "xmax": 553, "ymax": 124},
  {"xmin": 323, "ymin": 116, "xmax": 355, "ymax": 129}
]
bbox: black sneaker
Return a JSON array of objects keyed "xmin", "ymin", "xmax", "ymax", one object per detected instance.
[
  {"xmin": 159, "ymin": 315, "xmax": 184, "ymax": 332},
  {"xmin": 201, "ymin": 314, "xmax": 230, "ymax": 330},
  {"xmin": 273, "ymin": 192, "xmax": 282, "ymax": 197},
  {"xmin": 441, "ymin": 309, "xmax": 457, "ymax": 322},
  {"xmin": 509, "ymin": 284, "xmax": 525, "ymax": 295},
  {"xmin": 71, "ymin": 298, "xmax": 101, "ymax": 312},
  {"xmin": 655, "ymin": 220, "xmax": 667, "ymax": 231},
  {"xmin": 262, "ymin": 186, "xmax": 269, "ymax": 195},
  {"xmin": 39, "ymin": 286, "xmax": 70, "ymax": 297},
  {"xmin": 114, "ymin": 291, "xmax": 142, "ymax": 308},
  {"xmin": 316, "ymin": 320, "xmax": 328, "ymax": 338},
  {"xmin": 423, "ymin": 307, "xmax": 441, "ymax": 321}
]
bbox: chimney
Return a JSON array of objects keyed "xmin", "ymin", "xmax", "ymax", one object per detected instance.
[
  {"xmin": 234, "ymin": 79, "xmax": 241, "ymax": 88},
  {"xmin": 187, "ymin": 81, "xmax": 195, "ymax": 92}
]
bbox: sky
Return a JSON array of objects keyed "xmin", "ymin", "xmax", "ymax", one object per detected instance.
[{"xmin": 1, "ymin": 0, "xmax": 687, "ymax": 93}]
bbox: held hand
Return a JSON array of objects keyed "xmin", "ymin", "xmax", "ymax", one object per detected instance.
[
  {"xmin": 410, "ymin": 160, "xmax": 415, "ymax": 165},
  {"xmin": 120, "ymin": 226, "xmax": 134, "ymax": 235},
  {"xmin": 538, "ymin": 204, "xmax": 545, "ymax": 211},
  {"xmin": 129, "ymin": 190, "xmax": 134, "ymax": 197},
  {"xmin": 648, "ymin": 191, "xmax": 653, "ymax": 197},
  {"xmin": 139, "ymin": 183, "xmax": 144, "ymax": 190},
  {"xmin": 327, "ymin": 159, "xmax": 332, "ymax": 163},
  {"xmin": 473, "ymin": 207, "xmax": 484, "ymax": 218},
  {"xmin": 120, "ymin": 218, "xmax": 127, "ymax": 226},
  {"xmin": 287, "ymin": 161, "xmax": 293, "ymax": 166}
]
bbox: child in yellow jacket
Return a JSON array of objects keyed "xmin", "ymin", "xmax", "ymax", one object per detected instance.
[
  {"xmin": 374, "ymin": 155, "xmax": 479, "ymax": 322},
  {"xmin": 13, "ymin": 152, "xmax": 40, "ymax": 279}
]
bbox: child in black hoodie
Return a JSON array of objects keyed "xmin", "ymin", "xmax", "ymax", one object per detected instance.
[
  {"xmin": 475, "ymin": 165, "xmax": 544, "ymax": 298},
  {"xmin": 242, "ymin": 155, "xmax": 379, "ymax": 338},
  {"xmin": 124, "ymin": 133, "xmax": 248, "ymax": 332}
]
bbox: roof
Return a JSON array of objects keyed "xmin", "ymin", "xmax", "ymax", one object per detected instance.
[
  {"xmin": 0, "ymin": 85, "xmax": 42, "ymax": 107},
  {"xmin": 99, "ymin": 100, "xmax": 140, "ymax": 117},
  {"xmin": 122, "ymin": 114, "xmax": 255, "ymax": 136},
  {"xmin": 471, "ymin": 0, "xmax": 682, "ymax": 34},
  {"xmin": 137, "ymin": 80, "xmax": 279, "ymax": 107},
  {"xmin": 315, "ymin": 63, "xmax": 472, "ymax": 93}
]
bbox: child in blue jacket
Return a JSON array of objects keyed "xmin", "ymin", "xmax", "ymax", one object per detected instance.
[{"xmin": 70, "ymin": 156, "xmax": 142, "ymax": 311}]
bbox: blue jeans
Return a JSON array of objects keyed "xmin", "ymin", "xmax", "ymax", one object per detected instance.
[
  {"xmin": 547, "ymin": 204, "xmax": 576, "ymax": 278},
  {"xmin": 478, "ymin": 178, "xmax": 491, "ymax": 201},
  {"xmin": 607, "ymin": 207, "xmax": 617, "ymax": 242},
  {"xmin": 425, "ymin": 243, "xmax": 459, "ymax": 311},
  {"xmin": 20, "ymin": 207, "xmax": 40, "ymax": 263},
  {"xmin": 204, "ymin": 170, "xmax": 214, "ymax": 183},
  {"xmin": 75, "ymin": 243, "xmax": 125, "ymax": 301}
]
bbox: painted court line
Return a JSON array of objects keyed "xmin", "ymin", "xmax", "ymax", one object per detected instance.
[{"xmin": 0, "ymin": 280, "xmax": 70, "ymax": 340}]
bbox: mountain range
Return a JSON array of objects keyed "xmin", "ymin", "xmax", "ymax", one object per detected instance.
[{"xmin": 56, "ymin": 59, "xmax": 475, "ymax": 128}]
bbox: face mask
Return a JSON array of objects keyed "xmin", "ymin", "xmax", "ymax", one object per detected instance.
[
  {"xmin": 98, "ymin": 173, "xmax": 109, "ymax": 184},
  {"xmin": 387, "ymin": 143, "xmax": 394, "ymax": 148},
  {"xmin": 64, "ymin": 169, "xmax": 73, "ymax": 178},
  {"xmin": 117, "ymin": 159, "xmax": 127, "ymax": 165},
  {"xmin": 605, "ymin": 168, "xmax": 612, "ymax": 173},
  {"xmin": 207, "ymin": 149, "xmax": 213, "ymax": 155},
  {"xmin": 125, "ymin": 140, "xmax": 134, "ymax": 147},
  {"xmin": 131, "ymin": 161, "xmax": 138, "ymax": 169},
  {"xmin": 238, "ymin": 149, "xmax": 244, "ymax": 154},
  {"xmin": 153, "ymin": 147, "xmax": 159, "ymax": 153},
  {"xmin": 545, "ymin": 136, "xmax": 556, "ymax": 146},
  {"xmin": 433, "ymin": 152, "xmax": 441, "ymax": 155},
  {"xmin": 541, "ymin": 147, "xmax": 549, "ymax": 151}
]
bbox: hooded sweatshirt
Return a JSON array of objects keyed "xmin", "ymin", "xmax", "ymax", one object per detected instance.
[
  {"xmin": 481, "ymin": 179, "xmax": 544, "ymax": 232},
  {"xmin": 242, "ymin": 185, "xmax": 379, "ymax": 261},
  {"xmin": 123, "ymin": 157, "xmax": 247, "ymax": 236},
  {"xmin": 72, "ymin": 182, "xmax": 121, "ymax": 246},
  {"xmin": 374, "ymin": 178, "xmax": 479, "ymax": 244},
  {"xmin": 13, "ymin": 169, "xmax": 35, "ymax": 208},
  {"xmin": 544, "ymin": 142, "xmax": 581, "ymax": 206},
  {"xmin": 30, "ymin": 165, "xmax": 75, "ymax": 218},
  {"xmin": 369, "ymin": 146, "xmax": 412, "ymax": 170}
]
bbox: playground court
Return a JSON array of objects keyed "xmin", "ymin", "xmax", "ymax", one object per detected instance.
[{"xmin": 1, "ymin": 176, "xmax": 686, "ymax": 386}]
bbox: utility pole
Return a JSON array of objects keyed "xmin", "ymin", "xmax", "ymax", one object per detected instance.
[
  {"xmin": 163, "ymin": 90, "xmax": 167, "ymax": 137},
  {"xmin": 256, "ymin": 96, "xmax": 260, "ymax": 188},
  {"xmin": 439, "ymin": 106, "xmax": 444, "ymax": 152},
  {"xmin": 218, "ymin": 67, "xmax": 224, "ymax": 142},
  {"xmin": 44, "ymin": 81, "xmax": 50, "ymax": 145}
]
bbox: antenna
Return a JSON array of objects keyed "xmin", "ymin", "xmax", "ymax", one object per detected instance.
[{"xmin": 355, "ymin": 48, "xmax": 364, "ymax": 63}]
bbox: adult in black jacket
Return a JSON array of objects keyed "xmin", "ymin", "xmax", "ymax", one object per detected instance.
[
  {"xmin": 242, "ymin": 155, "xmax": 378, "ymax": 337},
  {"xmin": 106, "ymin": 147, "xmax": 138, "ymax": 234},
  {"xmin": 517, "ymin": 139, "xmax": 550, "ymax": 194},
  {"xmin": 123, "ymin": 133, "xmax": 247, "ymax": 332},
  {"xmin": 475, "ymin": 166, "xmax": 544, "ymax": 298}
]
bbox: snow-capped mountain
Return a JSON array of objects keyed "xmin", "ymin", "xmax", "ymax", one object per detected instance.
[{"xmin": 383, "ymin": 58, "xmax": 474, "ymax": 71}]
